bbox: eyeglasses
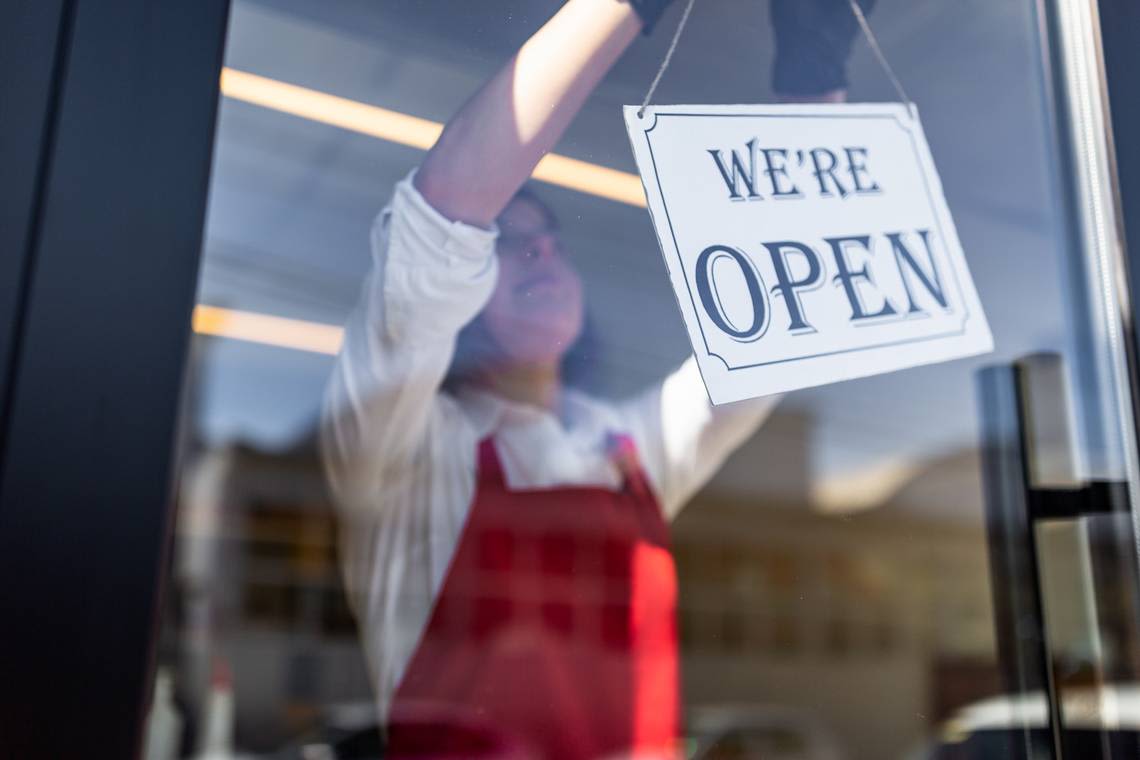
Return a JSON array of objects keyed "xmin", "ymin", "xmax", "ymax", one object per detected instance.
[{"xmin": 496, "ymin": 228, "xmax": 569, "ymax": 262}]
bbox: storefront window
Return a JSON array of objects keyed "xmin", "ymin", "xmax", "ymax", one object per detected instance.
[{"xmin": 148, "ymin": 2, "xmax": 1140, "ymax": 759}]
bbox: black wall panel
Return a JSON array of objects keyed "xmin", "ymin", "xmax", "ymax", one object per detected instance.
[{"xmin": 0, "ymin": 0, "xmax": 230, "ymax": 757}]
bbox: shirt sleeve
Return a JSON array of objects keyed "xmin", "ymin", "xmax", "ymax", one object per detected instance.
[
  {"xmin": 320, "ymin": 173, "xmax": 498, "ymax": 722},
  {"xmin": 320, "ymin": 171, "xmax": 499, "ymax": 511},
  {"xmin": 620, "ymin": 357, "xmax": 781, "ymax": 520}
]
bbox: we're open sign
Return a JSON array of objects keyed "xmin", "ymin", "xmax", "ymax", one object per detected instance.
[{"xmin": 625, "ymin": 103, "xmax": 992, "ymax": 404}]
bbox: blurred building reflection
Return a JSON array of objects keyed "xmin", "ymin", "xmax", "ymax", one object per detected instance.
[
  {"xmin": 148, "ymin": 3, "xmax": 1140, "ymax": 759},
  {"xmin": 161, "ymin": 371, "xmax": 1009, "ymax": 759}
]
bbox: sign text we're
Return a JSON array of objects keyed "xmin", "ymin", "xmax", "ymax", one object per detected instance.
[{"xmin": 708, "ymin": 139, "xmax": 881, "ymax": 201}]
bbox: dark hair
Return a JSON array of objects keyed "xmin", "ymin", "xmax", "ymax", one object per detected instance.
[
  {"xmin": 510, "ymin": 184, "xmax": 558, "ymax": 230},
  {"xmin": 442, "ymin": 186, "xmax": 599, "ymax": 393}
]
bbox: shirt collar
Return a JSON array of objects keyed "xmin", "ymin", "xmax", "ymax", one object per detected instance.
[{"xmin": 453, "ymin": 385, "xmax": 618, "ymax": 439}]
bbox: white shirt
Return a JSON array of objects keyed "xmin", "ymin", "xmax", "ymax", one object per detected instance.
[{"xmin": 320, "ymin": 172, "xmax": 778, "ymax": 722}]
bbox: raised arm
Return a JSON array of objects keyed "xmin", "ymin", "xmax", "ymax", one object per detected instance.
[
  {"xmin": 414, "ymin": 0, "xmax": 651, "ymax": 228},
  {"xmin": 322, "ymin": 2, "xmax": 673, "ymax": 506}
]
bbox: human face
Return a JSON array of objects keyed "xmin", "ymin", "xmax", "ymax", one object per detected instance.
[{"xmin": 479, "ymin": 196, "xmax": 584, "ymax": 366}]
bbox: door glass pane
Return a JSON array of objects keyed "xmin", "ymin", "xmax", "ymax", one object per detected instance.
[{"xmin": 148, "ymin": 2, "xmax": 1140, "ymax": 759}]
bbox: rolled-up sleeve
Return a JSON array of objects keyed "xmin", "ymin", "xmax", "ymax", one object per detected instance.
[{"xmin": 320, "ymin": 172, "xmax": 499, "ymax": 509}]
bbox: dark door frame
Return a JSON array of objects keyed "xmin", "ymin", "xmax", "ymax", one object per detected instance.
[
  {"xmin": 1100, "ymin": 0, "xmax": 1140, "ymax": 417},
  {"xmin": 0, "ymin": 0, "xmax": 1138, "ymax": 759},
  {"xmin": 0, "ymin": 0, "xmax": 230, "ymax": 757},
  {"xmin": 1099, "ymin": 2, "xmax": 1140, "ymax": 622}
]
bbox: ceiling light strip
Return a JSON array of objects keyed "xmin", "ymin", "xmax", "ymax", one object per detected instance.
[
  {"xmin": 193, "ymin": 304, "xmax": 343, "ymax": 355},
  {"xmin": 219, "ymin": 68, "xmax": 647, "ymax": 208}
]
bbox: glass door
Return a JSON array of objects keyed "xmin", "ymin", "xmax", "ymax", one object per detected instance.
[{"xmin": 142, "ymin": 1, "xmax": 1140, "ymax": 759}]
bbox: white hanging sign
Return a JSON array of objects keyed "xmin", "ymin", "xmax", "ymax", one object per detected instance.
[{"xmin": 625, "ymin": 103, "xmax": 993, "ymax": 405}]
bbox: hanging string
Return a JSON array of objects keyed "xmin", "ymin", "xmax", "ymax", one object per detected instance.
[
  {"xmin": 846, "ymin": 0, "xmax": 916, "ymax": 116},
  {"xmin": 637, "ymin": 0, "xmax": 698, "ymax": 118}
]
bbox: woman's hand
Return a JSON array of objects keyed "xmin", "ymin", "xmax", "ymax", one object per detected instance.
[
  {"xmin": 627, "ymin": 0, "xmax": 679, "ymax": 35},
  {"xmin": 771, "ymin": 0, "xmax": 877, "ymax": 99}
]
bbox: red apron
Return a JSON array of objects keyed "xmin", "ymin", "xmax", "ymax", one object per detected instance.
[{"xmin": 387, "ymin": 435, "xmax": 680, "ymax": 759}]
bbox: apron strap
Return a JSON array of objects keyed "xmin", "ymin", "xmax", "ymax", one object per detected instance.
[
  {"xmin": 476, "ymin": 438, "xmax": 507, "ymax": 488},
  {"xmin": 606, "ymin": 432, "xmax": 656, "ymax": 503}
]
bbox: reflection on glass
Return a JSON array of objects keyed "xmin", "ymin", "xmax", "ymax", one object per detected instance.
[{"xmin": 147, "ymin": 1, "xmax": 1140, "ymax": 759}]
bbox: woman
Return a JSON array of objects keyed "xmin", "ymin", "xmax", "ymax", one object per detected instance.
[{"xmin": 321, "ymin": 1, "xmax": 873, "ymax": 757}]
